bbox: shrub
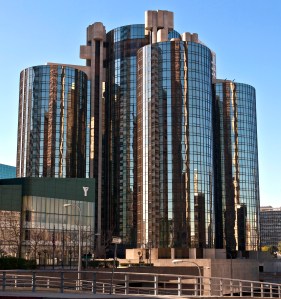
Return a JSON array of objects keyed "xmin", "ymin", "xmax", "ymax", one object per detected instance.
[
  {"xmin": 85, "ymin": 259, "xmax": 119, "ymax": 268},
  {"xmin": 0, "ymin": 257, "xmax": 36, "ymax": 270}
]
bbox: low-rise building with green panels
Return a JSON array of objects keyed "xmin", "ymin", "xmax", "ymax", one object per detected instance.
[{"xmin": 0, "ymin": 178, "xmax": 95, "ymax": 266}]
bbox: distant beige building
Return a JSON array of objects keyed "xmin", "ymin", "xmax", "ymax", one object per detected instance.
[{"xmin": 260, "ymin": 206, "xmax": 281, "ymax": 247}]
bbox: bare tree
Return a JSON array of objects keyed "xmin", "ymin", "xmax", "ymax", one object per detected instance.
[
  {"xmin": 0, "ymin": 211, "xmax": 21, "ymax": 257},
  {"xmin": 27, "ymin": 227, "xmax": 46, "ymax": 259}
]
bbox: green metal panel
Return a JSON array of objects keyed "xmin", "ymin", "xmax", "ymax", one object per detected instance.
[
  {"xmin": 0, "ymin": 185, "xmax": 22, "ymax": 211},
  {"xmin": 23, "ymin": 178, "xmax": 95, "ymax": 202},
  {"xmin": 0, "ymin": 178, "xmax": 95, "ymax": 203}
]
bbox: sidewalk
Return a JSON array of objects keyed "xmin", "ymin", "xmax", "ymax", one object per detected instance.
[{"xmin": 0, "ymin": 291, "xmax": 180, "ymax": 299}]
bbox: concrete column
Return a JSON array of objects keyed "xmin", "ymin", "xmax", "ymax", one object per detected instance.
[
  {"xmin": 191, "ymin": 33, "xmax": 199, "ymax": 43},
  {"xmin": 181, "ymin": 32, "xmax": 191, "ymax": 42},
  {"xmin": 82, "ymin": 22, "xmax": 106, "ymax": 256},
  {"xmin": 145, "ymin": 10, "xmax": 174, "ymax": 44},
  {"xmin": 189, "ymin": 248, "xmax": 197, "ymax": 259},
  {"xmin": 152, "ymin": 26, "xmax": 158, "ymax": 44},
  {"xmin": 157, "ymin": 28, "xmax": 168, "ymax": 42},
  {"xmin": 171, "ymin": 248, "xmax": 176, "ymax": 260}
]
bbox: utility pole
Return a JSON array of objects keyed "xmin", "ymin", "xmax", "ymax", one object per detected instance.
[{"xmin": 52, "ymin": 226, "xmax": 55, "ymax": 270}]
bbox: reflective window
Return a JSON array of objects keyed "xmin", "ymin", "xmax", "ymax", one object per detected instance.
[
  {"xmin": 17, "ymin": 65, "xmax": 89, "ymax": 178},
  {"xmin": 105, "ymin": 25, "xmax": 149, "ymax": 246},
  {"xmin": 137, "ymin": 41, "xmax": 214, "ymax": 249},
  {"xmin": 213, "ymin": 82, "xmax": 259, "ymax": 251},
  {"xmin": 21, "ymin": 196, "xmax": 94, "ymax": 261}
]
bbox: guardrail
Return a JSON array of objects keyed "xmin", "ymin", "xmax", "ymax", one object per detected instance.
[{"xmin": 0, "ymin": 270, "xmax": 280, "ymax": 297}]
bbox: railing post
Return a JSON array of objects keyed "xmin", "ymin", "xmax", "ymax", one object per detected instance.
[
  {"xmin": 278, "ymin": 285, "xmax": 281, "ymax": 298},
  {"xmin": 195, "ymin": 277, "xmax": 198, "ymax": 296},
  {"xmin": 92, "ymin": 272, "xmax": 96, "ymax": 294},
  {"xmin": 60, "ymin": 272, "xmax": 64, "ymax": 293},
  {"xmin": 199, "ymin": 276, "xmax": 202, "ymax": 296},
  {"xmin": 154, "ymin": 275, "xmax": 158, "ymax": 295},
  {"xmin": 125, "ymin": 274, "xmax": 129, "ymax": 295},
  {"xmin": 208, "ymin": 277, "xmax": 212, "ymax": 296},
  {"xmin": 14, "ymin": 275, "xmax": 17, "ymax": 288},
  {"xmin": 230, "ymin": 279, "xmax": 233, "ymax": 296},
  {"xmin": 270, "ymin": 284, "xmax": 272, "ymax": 298},
  {"xmin": 251, "ymin": 282, "xmax": 254, "ymax": 297},
  {"xmin": 2, "ymin": 272, "xmax": 6, "ymax": 291},
  {"xmin": 239, "ymin": 280, "xmax": 242, "ymax": 296},
  {"xmin": 32, "ymin": 272, "xmax": 36, "ymax": 292},
  {"xmin": 219, "ymin": 279, "xmax": 223, "ymax": 297},
  {"xmin": 261, "ymin": 282, "xmax": 264, "ymax": 298},
  {"xmin": 177, "ymin": 276, "xmax": 182, "ymax": 297},
  {"xmin": 110, "ymin": 266, "xmax": 114, "ymax": 294}
]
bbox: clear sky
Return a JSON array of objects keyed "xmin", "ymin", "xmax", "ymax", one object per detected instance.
[{"xmin": 0, "ymin": 0, "xmax": 280, "ymax": 207}]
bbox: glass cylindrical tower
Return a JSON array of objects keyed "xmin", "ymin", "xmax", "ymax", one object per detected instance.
[
  {"xmin": 106, "ymin": 25, "xmax": 149, "ymax": 246},
  {"xmin": 213, "ymin": 81, "xmax": 260, "ymax": 252},
  {"xmin": 137, "ymin": 41, "xmax": 214, "ymax": 249},
  {"xmin": 17, "ymin": 65, "xmax": 89, "ymax": 178}
]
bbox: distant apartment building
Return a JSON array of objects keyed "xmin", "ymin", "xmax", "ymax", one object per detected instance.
[
  {"xmin": 260, "ymin": 206, "xmax": 281, "ymax": 247},
  {"xmin": 0, "ymin": 163, "xmax": 16, "ymax": 179}
]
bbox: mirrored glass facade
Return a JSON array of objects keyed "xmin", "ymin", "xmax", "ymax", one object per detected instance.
[
  {"xmin": 137, "ymin": 41, "xmax": 214, "ymax": 248},
  {"xmin": 0, "ymin": 163, "xmax": 16, "ymax": 179},
  {"xmin": 14, "ymin": 10, "xmax": 260, "ymax": 255},
  {"xmin": 22, "ymin": 196, "xmax": 94, "ymax": 261},
  {"xmin": 105, "ymin": 25, "xmax": 149, "ymax": 246},
  {"xmin": 17, "ymin": 65, "xmax": 89, "ymax": 178},
  {"xmin": 214, "ymin": 81, "xmax": 260, "ymax": 252}
]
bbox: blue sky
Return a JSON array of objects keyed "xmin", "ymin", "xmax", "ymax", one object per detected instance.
[{"xmin": 0, "ymin": 0, "xmax": 280, "ymax": 207}]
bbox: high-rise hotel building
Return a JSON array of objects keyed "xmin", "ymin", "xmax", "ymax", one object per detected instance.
[{"xmin": 16, "ymin": 10, "xmax": 260, "ymax": 255}]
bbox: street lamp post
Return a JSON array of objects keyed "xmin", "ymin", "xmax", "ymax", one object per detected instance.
[
  {"xmin": 92, "ymin": 232, "xmax": 101, "ymax": 261},
  {"xmin": 64, "ymin": 203, "xmax": 81, "ymax": 288},
  {"xmin": 149, "ymin": 241, "xmax": 152, "ymax": 266},
  {"xmin": 172, "ymin": 259, "xmax": 202, "ymax": 296},
  {"xmin": 110, "ymin": 237, "xmax": 122, "ymax": 294},
  {"xmin": 69, "ymin": 250, "xmax": 72, "ymax": 269},
  {"xmin": 38, "ymin": 251, "xmax": 41, "ymax": 268},
  {"xmin": 43, "ymin": 249, "xmax": 47, "ymax": 269}
]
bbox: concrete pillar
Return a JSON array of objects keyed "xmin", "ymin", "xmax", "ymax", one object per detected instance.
[
  {"xmin": 145, "ymin": 10, "xmax": 174, "ymax": 44},
  {"xmin": 191, "ymin": 33, "xmax": 199, "ymax": 43},
  {"xmin": 181, "ymin": 32, "xmax": 191, "ymax": 42},
  {"xmin": 171, "ymin": 248, "xmax": 176, "ymax": 260},
  {"xmin": 81, "ymin": 22, "xmax": 106, "ymax": 256},
  {"xmin": 157, "ymin": 28, "xmax": 168, "ymax": 42},
  {"xmin": 189, "ymin": 248, "xmax": 197, "ymax": 259}
]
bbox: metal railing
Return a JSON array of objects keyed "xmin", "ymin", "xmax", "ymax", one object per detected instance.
[{"xmin": 0, "ymin": 269, "xmax": 280, "ymax": 297}]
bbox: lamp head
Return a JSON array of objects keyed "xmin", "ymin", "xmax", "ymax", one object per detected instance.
[{"xmin": 172, "ymin": 259, "xmax": 183, "ymax": 264}]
